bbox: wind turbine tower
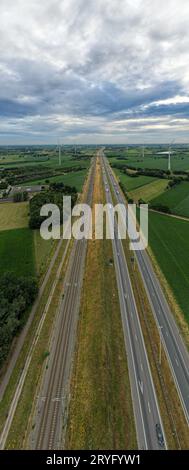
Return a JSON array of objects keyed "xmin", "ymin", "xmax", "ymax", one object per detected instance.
[
  {"xmin": 142, "ymin": 145, "xmax": 145, "ymax": 159},
  {"xmin": 57, "ymin": 140, "xmax": 62, "ymax": 166},
  {"xmin": 168, "ymin": 140, "xmax": 175, "ymax": 172},
  {"xmin": 168, "ymin": 146, "xmax": 171, "ymax": 171},
  {"xmin": 59, "ymin": 144, "xmax": 61, "ymax": 166}
]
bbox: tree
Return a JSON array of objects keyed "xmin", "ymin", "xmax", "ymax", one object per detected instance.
[
  {"xmin": 13, "ymin": 192, "xmax": 22, "ymax": 203},
  {"xmin": 0, "ymin": 273, "xmax": 38, "ymax": 367}
]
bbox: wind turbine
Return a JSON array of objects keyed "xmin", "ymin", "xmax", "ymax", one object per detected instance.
[
  {"xmin": 156, "ymin": 140, "xmax": 175, "ymax": 172},
  {"xmin": 56, "ymin": 140, "xmax": 63, "ymax": 166},
  {"xmin": 167, "ymin": 140, "xmax": 175, "ymax": 172},
  {"xmin": 142, "ymin": 145, "xmax": 145, "ymax": 159}
]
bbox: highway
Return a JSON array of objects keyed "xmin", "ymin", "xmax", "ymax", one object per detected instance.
[
  {"xmin": 30, "ymin": 158, "xmax": 96, "ymax": 450},
  {"xmin": 103, "ymin": 152, "xmax": 189, "ymax": 429},
  {"xmin": 100, "ymin": 151, "xmax": 166, "ymax": 450}
]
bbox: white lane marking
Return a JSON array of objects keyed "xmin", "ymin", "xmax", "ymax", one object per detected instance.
[
  {"xmin": 138, "ymin": 380, "xmax": 144, "ymax": 394},
  {"xmin": 148, "ymin": 402, "xmax": 151, "ymax": 413},
  {"xmin": 175, "ymin": 357, "xmax": 179, "ymax": 367}
]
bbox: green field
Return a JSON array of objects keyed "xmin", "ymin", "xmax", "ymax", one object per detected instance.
[
  {"xmin": 0, "ymin": 228, "xmax": 36, "ymax": 278},
  {"xmin": 109, "ymin": 152, "xmax": 189, "ymax": 171},
  {"xmin": 151, "ymin": 181, "xmax": 189, "ymax": 217},
  {"xmin": 0, "ymin": 149, "xmax": 91, "ymax": 170},
  {"xmin": 130, "ymin": 179, "xmax": 169, "ymax": 202},
  {"xmin": 0, "ymin": 202, "xmax": 29, "ymax": 231},
  {"xmin": 114, "ymin": 168, "xmax": 157, "ymax": 191},
  {"xmin": 148, "ymin": 212, "xmax": 189, "ymax": 322},
  {"xmin": 25, "ymin": 168, "xmax": 88, "ymax": 192}
]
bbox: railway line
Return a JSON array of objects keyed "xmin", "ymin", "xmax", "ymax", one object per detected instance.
[{"xmin": 31, "ymin": 158, "xmax": 96, "ymax": 449}]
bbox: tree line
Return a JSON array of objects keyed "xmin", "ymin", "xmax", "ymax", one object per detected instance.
[
  {"xmin": 0, "ymin": 273, "xmax": 38, "ymax": 368},
  {"xmin": 29, "ymin": 182, "xmax": 78, "ymax": 229}
]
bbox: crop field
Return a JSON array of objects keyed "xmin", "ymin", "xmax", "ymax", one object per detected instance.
[
  {"xmin": 108, "ymin": 150, "xmax": 189, "ymax": 171},
  {"xmin": 148, "ymin": 211, "xmax": 189, "ymax": 322},
  {"xmin": 151, "ymin": 181, "xmax": 189, "ymax": 218},
  {"xmin": 0, "ymin": 202, "xmax": 29, "ymax": 231},
  {"xmin": 130, "ymin": 179, "xmax": 169, "ymax": 202},
  {"xmin": 24, "ymin": 168, "xmax": 88, "ymax": 192},
  {"xmin": 0, "ymin": 148, "xmax": 91, "ymax": 170},
  {"xmin": 114, "ymin": 168, "xmax": 157, "ymax": 191},
  {"xmin": 0, "ymin": 228, "xmax": 36, "ymax": 278}
]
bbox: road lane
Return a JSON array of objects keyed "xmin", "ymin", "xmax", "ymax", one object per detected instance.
[
  {"xmin": 104, "ymin": 153, "xmax": 189, "ymax": 429},
  {"xmin": 100, "ymin": 152, "xmax": 166, "ymax": 450}
]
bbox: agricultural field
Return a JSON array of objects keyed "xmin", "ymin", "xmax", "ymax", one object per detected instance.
[
  {"xmin": 148, "ymin": 211, "xmax": 189, "ymax": 323},
  {"xmin": 114, "ymin": 168, "xmax": 157, "ymax": 191},
  {"xmin": 151, "ymin": 181, "xmax": 189, "ymax": 218},
  {"xmin": 0, "ymin": 202, "xmax": 29, "ymax": 231},
  {"xmin": 24, "ymin": 168, "xmax": 88, "ymax": 192},
  {"xmin": 130, "ymin": 179, "xmax": 169, "ymax": 202},
  {"xmin": 107, "ymin": 147, "xmax": 189, "ymax": 171},
  {"xmin": 0, "ymin": 227, "xmax": 36, "ymax": 278},
  {"xmin": 0, "ymin": 147, "xmax": 92, "ymax": 170}
]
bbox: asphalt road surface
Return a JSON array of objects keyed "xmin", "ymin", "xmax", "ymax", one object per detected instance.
[
  {"xmin": 103, "ymin": 151, "xmax": 189, "ymax": 430},
  {"xmin": 100, "ymin": 151, "xmax": 166, "ymax": 450}
]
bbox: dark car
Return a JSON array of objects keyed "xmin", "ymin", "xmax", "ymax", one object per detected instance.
[{"xmin": 156, "ymin": 423, "xmax": 165, "ymax": 448}]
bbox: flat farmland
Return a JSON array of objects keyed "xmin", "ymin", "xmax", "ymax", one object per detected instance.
[
  {"xmin": 0, "ymin": 151, "xmax": 91, "ymax": 170},
  {"xmin": 0, "ymin": 228, "xmax": 36, "ymax": 278},
  {"xmin": 148, "ymin": 211, "xmax": 189, "ymax": 323},
  {"xmin": 108, "ymin": 153, "xmax": 189, "ymax": 171},
  {"xmin": 24, "ymin": 168, "xmax": 88, "ymax": 192},
  {"xmin": 0, "ymin": 202, "xmax": 29, "ymax": 231},
  {"xmin": 130, "ymin": 178, "xmax": 169, "ymax": 202},
  {"xmin": 151, "ymin": 181, "xmax": 189, "ymax": 218},
  {"xmin": 114, "ymin": 168, "xmax": 157, "ymax": 191}
]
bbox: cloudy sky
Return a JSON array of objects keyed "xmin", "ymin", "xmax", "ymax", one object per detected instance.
[{"xmin": 0, "ymin": 0, "xmax": 189, "ymax": 144}]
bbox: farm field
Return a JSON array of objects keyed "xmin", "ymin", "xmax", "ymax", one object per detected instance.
[
  {"xmin": 0, "ymin": 202, "xmax": 29, "ymax": 231},
  {"xmin": 0, "ymin": 149, "xmax": 92, "ymax": 170},
  {"xmin": 151, "ymin": 181, "xmax": 189, "ymax": 218},
  {"xmin": 114, "ymin": 168, "xmax": 157, "ymax": 191},
  {"xmin": 108, "ymin": 151, "xmax": 189, "ymax": 171},
  {"xmin": 24, "ymin": 168, "xmax": 88, "ymax": 192},
  {"xmin": 0, "ymin": 228, "xmax": 36, "ymax": 278},
  {"xmin": 130, "ymin": 179, "xmax": 169, "ymax": 202},
  {"xmin": 148, "ymin": 211, "xmax": 189, "ymax": 323}
]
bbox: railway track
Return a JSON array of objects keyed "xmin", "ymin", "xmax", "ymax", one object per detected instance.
[{"xmin": 32, "ymin": 159, "xmax": 96, "ymax": 449}]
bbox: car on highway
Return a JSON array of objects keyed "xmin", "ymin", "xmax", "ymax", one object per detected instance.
[{"xmin": 155, "ymin": 423, "xmax": 165, "ymax": 448}]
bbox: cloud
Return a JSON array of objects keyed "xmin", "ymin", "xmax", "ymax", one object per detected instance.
[{"xmin": 0, "ymin": 0, "xmax": 189, "ymax": 143}]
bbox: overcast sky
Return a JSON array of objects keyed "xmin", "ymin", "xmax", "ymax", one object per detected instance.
[{"xmin": 0, "ymin": 0, "xmax": 189, "ymax": 144}]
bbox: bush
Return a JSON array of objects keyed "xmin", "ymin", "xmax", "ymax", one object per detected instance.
[{"xmin": 150, "ymin": 204, "xmax": 171, "ymax": 214}]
